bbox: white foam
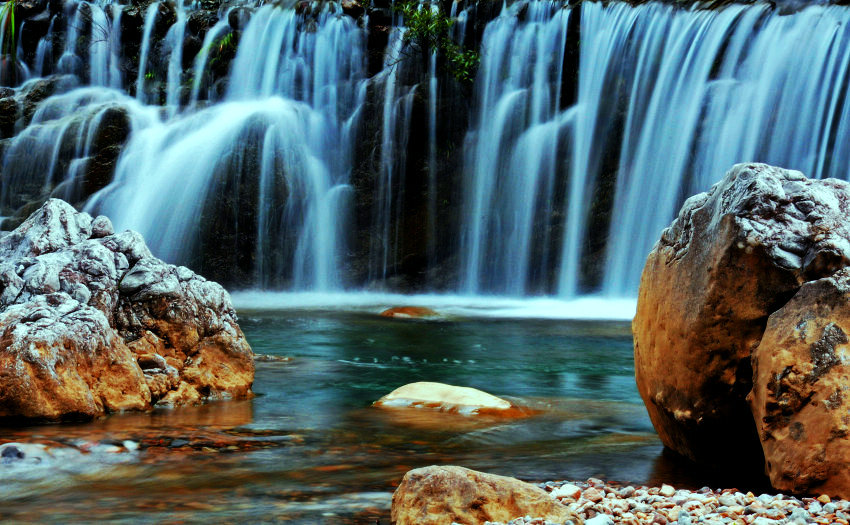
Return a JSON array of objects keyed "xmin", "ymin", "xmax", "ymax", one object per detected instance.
[{"xmin": 230, "ymin": 291, "xmax": 636, "ymax": 321}]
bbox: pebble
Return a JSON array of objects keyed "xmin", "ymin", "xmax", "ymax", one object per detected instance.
[
  {"xmin": 496, "ymin": 479, "xmax": 850, "ymax": 525},
  {"xmin": 659, "ymin": 484, "xmax": 676, "ymax": 498},
  {"xmin": 551, "ymin": 484, "xmax": 582, "ymax": 500},
  {"xmin": 583, "ymin": 487, "xmax": 604, "ymax": 503}
]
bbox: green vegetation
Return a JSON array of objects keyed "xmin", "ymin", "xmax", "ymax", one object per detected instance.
[
  {"xmin": 395, "ymin": 1, "xmax": 479, "ymax": 84},
  {"xmin": 0, "ymin": 0, "xmax": 16, "ymax": 65}
]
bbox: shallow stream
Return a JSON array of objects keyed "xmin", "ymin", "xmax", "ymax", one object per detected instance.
[{"xmin": 0, "ymin": 298, "xmax": 740, "ymax": 523}]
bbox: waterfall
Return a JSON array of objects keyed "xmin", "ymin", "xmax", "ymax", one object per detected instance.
[
  {"xmin": 88, "ymin": 4, "xmax": 368, "ymax": 289},
  {"xmin": 5, "ymin": 0, "xmax": 850, "ymax": 298},
  {"xmin": 460, "ymin": 1, "xmax": 570, "ymax": 295},
  {"xmin": 0, "ymin": 87, "xmax": 155, "ymax": 213},
  {"xmin": 165, "ymin": 11, "xmax": 188, "ymax": 116},
  {"xmin": 188, "ymin": 17, "xmax": 231, "ymax": 107},
  {"xmin": 594, "ymin": 3, "xmax": 850, "ymax": 296},
  {"xmin": 369, "ymin": 26, "xmax": 416, "ymax": 283},
  {"xmin": 135, "ymin": 3, "xmax": 159, "ymax": 103}
]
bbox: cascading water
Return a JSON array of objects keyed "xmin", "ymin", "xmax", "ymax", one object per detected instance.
[
  {"xmin": 460, "ymin": 1, "xmax": 570, "ymax": 295},
  {"xmin": 135, "ymin": 3, "xmax": 160, "ymax": 103},
  {"xmin": 89, "ymin": 3, "xmax": 368, "ymax": 290},
  {"xmin": 0, "ymin": 85, "xmax": 155, "ymax": 213},
  {"xmin": 5, "ymin": 0, "xmax": 850, "ymax": 301},
  {"xmin": 369, "ymin": 25, "xmax": 416, "ymax": 283},
  {"xmin": 592, "ymin": 2, "xmax": 850, "ymax": 296}
]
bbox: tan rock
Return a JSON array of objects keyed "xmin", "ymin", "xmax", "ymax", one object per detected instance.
[
  {"xmin": 374, "ymin": 381, "xmax": 524, "ymax": 416},
  {"xmin": 633, "ymin": 163, "xmax": 850, "ymax": 468},
  {"xmin": 749, "ymin": 269, "xmax": 850, "ymax": 498},
  {"xmin": 390, "ymin": 465, "xmax": 582, "ymax": 524}
]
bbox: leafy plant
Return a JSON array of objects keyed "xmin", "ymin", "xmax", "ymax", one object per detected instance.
[
  {"xmin": 395, "ymin": 1, "xmax": 479, "ymax": 84},
  {"xmin": 0, "ymin": 0, "xmax": 16, "ymax": 64}
]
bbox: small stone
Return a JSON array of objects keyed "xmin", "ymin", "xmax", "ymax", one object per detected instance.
[
  {"xmin": 757, "ymin": 494, "xmax": 774, "ymax": 504},
  {"xmin": 583, "ymin": 487, "xmax": 604, "ymax": 503},
  {"xmin": 584, "ymin": 515, "xmax": 614, "ymax": 525},
  {"xmin": 90, "ymin": 215, "xmax": 114, "ymax": 238},
  {"xmin": 789, "ymin": 508, "xmax": 811, "ymax": 522},
  {"xmin": 660, "ymin": 484, "xmax": 675, "ymax": 498},
  {"xmin": 0, "ymin": 445, "xmax": 24, "ymax": 461},
  {"xmin": 718, "ymin": 495, "xmax": 738, "ymax": 507},
  {"xmin": 551, "ymin": 484, "xmax": 582, "ymax": 500},
  {"xmin": 818, "ymin": 494, "xmax": 832, "ymax": 504},
  {"xmin": 753, "ymin": 518, "xmax": 777, "ymax": 525},
  {"xmin": 619, "ymin": 486, "xmax": 636, "ymax": 498}
]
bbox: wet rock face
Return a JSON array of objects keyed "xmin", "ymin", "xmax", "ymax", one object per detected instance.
[
  {"xmin": 391, "ymin": 465, "xmax": 581, "ymax": 525},
  {"xmin": 749, "ymin": 269, "xmax": 850, "ymax": 498},
  {"xmin": 0, "ymin": 199, "xmax": 254, "ymax": 421},
  {"xmin": 633, "ymin": 163, "xmax": 850, "ymax": 470}
]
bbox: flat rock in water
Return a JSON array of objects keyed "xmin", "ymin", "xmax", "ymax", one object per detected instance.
[
  {"xmin": 379, "ymin": 306, "xmax": 439, "ymax": 319},
  {"xmin": 374, "ymin": 381, "xmax": 516, "ymax": 416},
  {"xmin": 391, "ymin": 465, "xmax": 581, "ymax": 525},
  {"xmin": 0, "ymin": 199, "xmax": 254, "ymax": 421}
]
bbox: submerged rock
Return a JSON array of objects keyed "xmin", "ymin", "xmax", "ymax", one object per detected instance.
[
  {"xmin": 750, "ymin": 269, "xmax": 850, "ymax": 498},
  {"xmin": 0, "ymin": 199, "xmax": 254, "ymax": 421},
  {"xmin": 391, "ymin": 465, "xmax": 581, "ymax": 525},
  {"xmin": 374, "ymin": 381, "xmax": 524, "ymax": 416},
  {"xmin": 633, "ymin": 163, "xmax": 850, "ymax": 470},
  {"xmin": 379, "ymin": 306, "xmax": 439, "ymax": 319}
]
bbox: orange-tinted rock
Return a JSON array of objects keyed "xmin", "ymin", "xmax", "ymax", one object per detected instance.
[
  {"xmin": 634, "ymin": 163, "xmax": 850, "ymax": 468},
  {"xmin": 0, "ymin": 199, "xmax": 254, "ymax": 421},
  {"xmin": 390, "ymin": 465, "xmax": 581, "ymax": 525},
  {"xmin": 379, "ymin": 306, "xmax": 439, "ymax": 318},
  {"xmin": 749, "ymin": 269, "xmax": 850, "ymax": 498}
]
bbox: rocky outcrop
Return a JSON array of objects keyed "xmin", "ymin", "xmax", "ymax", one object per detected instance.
[
  {"xmin": 391, "ymin": 465, "xmax": 582, "ymax": 525},
  {"xmin": 374, "ymin": 381, "xmax": 525, "ymax": 416},
  {"xmin": 749, "ymin": 268, "xmax": 850, "ymax": 498},
  {"xmin": 0, "ymin": 199, "xmax": 253, "ymax": 421},
  {"xmin": 633, "ymin": 163, "xmax": 850, "ymax": 470}
]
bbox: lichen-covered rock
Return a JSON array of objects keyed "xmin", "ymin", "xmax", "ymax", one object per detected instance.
[
  {"xmin": 749, "ymin": 268, "xmax": 850, "ymax": 498},
  {"xmin": 0, "ymin": 199, "xmax": 254, "ymax": 421},
  {"xmin": 390, "ymin": 465, "xmax": 582, "ymax": 525},
  {"xmin": 633, "ymin": 163, "xmax": 850, "ymax": 468}
]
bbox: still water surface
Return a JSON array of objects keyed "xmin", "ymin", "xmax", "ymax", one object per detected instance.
[{"xmin": 1, "ymin": 304, "xmax": 710, "ymax": 523}]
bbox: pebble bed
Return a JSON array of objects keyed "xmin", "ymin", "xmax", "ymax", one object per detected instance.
[{"xmin": 488, "ymin": 478, "xmax": 850, "ymax": 525}]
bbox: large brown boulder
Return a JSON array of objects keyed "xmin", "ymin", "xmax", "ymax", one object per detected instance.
[
  {"xmin": 0, "ymin": 199, "xmax": 254, "ymax": 421},
  {"xmin": 391, "ymin": 465, "xmax": 581, "ymax": 525},
  {"xmin": 749, "ymin": 268, "xmax": 850, "ymax": 498},
  {"xmin": 633, "ymin": 163, "xmax": 850, "ymax": 468}
]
